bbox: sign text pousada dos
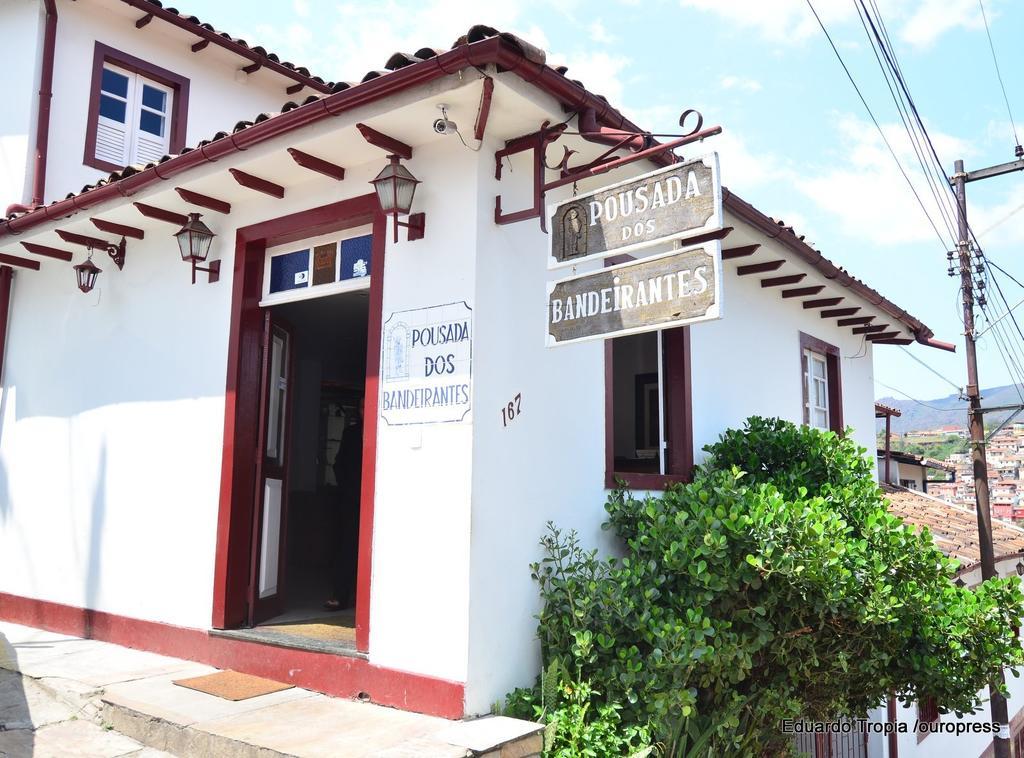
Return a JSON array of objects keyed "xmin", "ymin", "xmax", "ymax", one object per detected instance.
[{"xmin": 548, "ymin": 154, "xmax": 722, "ymax": 269}]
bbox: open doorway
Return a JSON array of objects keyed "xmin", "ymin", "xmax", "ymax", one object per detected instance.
[{"xmin": 251, "ymin": 289, "xmax": 369, "ymax": 651}]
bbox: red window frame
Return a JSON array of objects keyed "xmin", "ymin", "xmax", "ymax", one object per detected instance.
[
  {"xmin": 800, "ymin": 332, "xmax": 844, "ymax": 434},
  {"xmin": 604, "ymin": 326, "xmax": 693, "ymax": 490},
  {"xmin": 83, "ymin": 42, "xmax": 190, "ymax": 173}
]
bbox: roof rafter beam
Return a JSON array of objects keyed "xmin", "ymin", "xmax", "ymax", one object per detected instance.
[
  {"xmin": 820, "ymin": 307, "xmax": 859, "ymax": 318},
  {"xmin": 838, "ymin": 316, "xmax": 874, "ymax": 326},
  {"xmin": 803, "ymin": 297, "xmax": 843, "ymax": 309},
  {"xmin": 736, "ymin": 259, "xmax": 784, "ymax": 276},
  {"xmin": 722, "ymin": 244, "xmax": 759, "ymax": 260},
  {"xmin": 229, "ymin": 168, "xmax": 285, "ymax": 198},
  {"xmin": 134, "ymin": 202, "xmax": 188, "ymax": 226},
  {"xmin": 175, "ymin": 187, "xmax": 231, "ymax": 214},
  {"xmin": 0, "ymin": 253, "xmax": 40, "ymax": 270},
  {"xmin": 20, "ymin": 242, "xmax": 72, "ymax": 261},
  {"xmin": 853, "ymin": 323, "xmax": 890, "ymax": 334},
  {"xmin": 191, "ymin": 38, "xmax": 210, "ymax": 52},
  {"xmin": 287, "ymin": 148, "xmax": 345, "ymax": 180},
  {"xmin": 91, "ymin": 217, "xmax": 144, "ymax": 239},
  {"xmin": 761, "ymin": 273, "xmax": 805, "ymax": 288},
  {"xmin": 356, "ymin": 123, "xmax": 413, "ymax": 159},
  {"xmin": 866, "ymin": 331, "xmax": 902, "ymax": 341},
  {"xmin": 781, "ymin": 285, "xmax": 825, "ymax": 298},
  {"xmin": 135, "ymin": 13, "xmax": 153, "ymax": 28},
  {"xmin": 56, "ymin": 229, "xmax": 117, "ymax": 249}
]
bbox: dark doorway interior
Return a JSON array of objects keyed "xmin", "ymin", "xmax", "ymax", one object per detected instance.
[{"xmin": 256, "ymin": 290, "xmax": 369, "ymax": 651}]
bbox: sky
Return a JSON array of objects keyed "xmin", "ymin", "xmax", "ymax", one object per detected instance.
[{"xmin": 184, "ymin": 0, "xmax": 1024, "ymax": 406}]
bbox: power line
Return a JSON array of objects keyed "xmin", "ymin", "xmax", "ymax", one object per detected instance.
[
  {"xmin": 977, "ymin": 0, "xmax": 1022, "ymax": 152},
  {"xmin": 803, "ymin": 0, "xmax": 955, "ymax": 252},
  {"xmin": 897, "ymin": 345, "xmax": 962, "ymax": 393},
  {"xmin": 873, "ymin": 378, "xmax": 967, "ymax": 411}
]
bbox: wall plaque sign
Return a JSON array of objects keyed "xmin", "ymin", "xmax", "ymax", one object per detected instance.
[
  {"xmin": 548, "ymin": 154, "xmax": 721, "ymax": 269},
  {"xmin": 380, "ymin": 301, "xmax": 472, "ymax": 425},
  {"xmin": 546, "ymin": 241, "xmax": 722, "ymax": 346}
]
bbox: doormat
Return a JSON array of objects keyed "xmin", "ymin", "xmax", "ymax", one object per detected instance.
[
  {"xmin": 261, "ymin": 614, "xmax": 356, "ymax": 644},
  {"xmin": 172, "ymin": 670, "xmax": 294, "ymax": 701}
]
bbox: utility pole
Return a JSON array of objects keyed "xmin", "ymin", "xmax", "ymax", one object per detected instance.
[{"xmin": 951, "ymin": 155, "xmax": 1024, "ymax": 758}]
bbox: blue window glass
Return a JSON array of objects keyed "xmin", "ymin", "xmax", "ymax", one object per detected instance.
[
  {"xmin": 339, "ymin": 235, "xmax": 372, "ymax": 280},
  {"xmin": 269, "ymin": 250, "xmax": 310, "ymax": 293},
  {"xmin": 139, "ymin": 110, "xmax": 164, "ymax": 136},
  {"xmin": 141, "ymin": 85, "xmax": 166, "ymax": 112},
  {"xmin": 99, "ymin": 95, "xmax": 127, "ymax": 123},
  {"xmin": 101, "ymin": 68, "xmax": 129, "ymax": 98}
]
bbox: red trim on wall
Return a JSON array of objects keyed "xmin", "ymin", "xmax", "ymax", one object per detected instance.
[
  {"xmin": 213, "ymin": 194, "xmax": 383, "ymax": 657},
  {"xmin": 0, "ymin": 592, "xmax": 463, "ymax": 718},
  {"xmin": 83, "ymin": 42, "xmax": 190, "ymax": 174},
  {"xmin": 0, "ymin": 267, "xmax": 12, "ymax": 382},
  {"xmin": 604, "ymin": 327, "xmax": 694, "ymax": 490},
  {"xmin": 799, "ymin": 331, "xmax": 844, "ymax": 434}
]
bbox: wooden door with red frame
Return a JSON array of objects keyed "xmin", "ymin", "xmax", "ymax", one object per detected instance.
[{"xmin": 248, "ymin": 312, "xmax": 294, "ymax": 625}]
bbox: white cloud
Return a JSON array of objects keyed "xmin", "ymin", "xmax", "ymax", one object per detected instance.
[
  {"xmin": 793, "ymin": 113, "xmax": 975, "ymax": 245},
  {"xmin": 678, "ymin": 0, "xmax": 854, "ymax": 44},
  {"xmin": 720, "ymin": 75, "xmax": 762, "ymax": 93},
  {"xmin": 292, "ymin": 0, "xmax": 310, "ymax": 19},
  {"xmin": 678, "ymin": 0, "xmax": 986, "ymax": 48},
  {"xmin": 550, "ymin": 50, "xmax": 631, "ymax": 107},
  {"xmin": 899, "ymin": 0, "xmax": 984, "ymax": 49},
  {"xmin": 589, "ymin": 20, "xmax": 616, "ymax": 44}
]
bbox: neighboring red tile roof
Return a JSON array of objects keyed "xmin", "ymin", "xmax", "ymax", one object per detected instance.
[
  {"xmin": 883, "ymin": 483, "xmax": 1024, "ymax": 566},
  {"xmin": 875, "ymin": 402, "xmax": 902, "ymax": 417}
]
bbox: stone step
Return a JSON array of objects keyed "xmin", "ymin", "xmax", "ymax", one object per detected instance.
[{"xmin": 100, "ymin": 674, "xmax": 542, "ymax": 758}]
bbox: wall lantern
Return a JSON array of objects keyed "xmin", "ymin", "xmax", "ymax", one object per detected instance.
[
  {"xmin": 370, "ymin": 154, "xmax": 425, "ymax": 243},
  {"xmin": 1017, "ymin": 560, "xmax": 1024, "ymax": 576},
  {"xmin": 73, "ymin": 249, "xmax": 102, "ymax": 293},
  {"xmin": 174, "ymin": 212, "xmax": 220, "ymax": 284}
]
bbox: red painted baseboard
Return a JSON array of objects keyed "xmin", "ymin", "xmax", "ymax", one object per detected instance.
[{"xmin": 0, "ymin": 591, "xmax": 464, "ymax": 719}]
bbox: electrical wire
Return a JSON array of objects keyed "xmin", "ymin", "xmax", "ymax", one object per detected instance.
[
  {"xmin": 857, "ymin": 0, "xmax": 961, "ymax": 247},
  {"xmin": 804, "ymin": 0, "xmax": 955, "ymax": 252},
  {"xmin": 873, "ymin": 379, "xmax": 968, "ymax": 411},
  {"xmin": 978, "ymin": 0, "xmax": 1021, "ymax": 150},
  {"xmin": 897, "ymin": 345, "xmax": 962, "ymax": 393},
  {"xmin": 856, "ymin": 0, "xmax": 1024, "ymax": 397}
]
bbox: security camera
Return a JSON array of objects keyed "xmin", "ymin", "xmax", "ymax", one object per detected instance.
[
  {"xmin": 433, "ymin": 117, "xmax": 458, "ymax": 135},
  {"xmin": 433, "ymin": 103, "xmax": 458, "ymax": 136}
]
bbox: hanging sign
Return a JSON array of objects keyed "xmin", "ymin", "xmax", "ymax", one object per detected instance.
[
  {"xmin": 548, "ymin": 154, "xmax": 721, "ymax": 269},
  {"xmin": 380, "ymin": 301, "xmax": 472, "ymax": 425},
  {"xmin": 546, "ymin": 241, "xmax": 722, "ymax": 347}
]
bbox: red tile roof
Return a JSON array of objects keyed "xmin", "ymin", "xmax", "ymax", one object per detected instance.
[
  {"xmin": 0, "ymin": 22, "xmax": 944, "ymax": 349},
  {"xmin": 883, "ymin": 483, "xmax": 1024, "ymax": 566}
]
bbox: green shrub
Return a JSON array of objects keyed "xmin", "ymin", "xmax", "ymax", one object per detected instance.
[{"xmin": 511, "ymin": 417, "xmax": 1024, "ymax": 756}]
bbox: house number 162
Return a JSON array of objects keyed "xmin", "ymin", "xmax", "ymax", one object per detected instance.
[{"xmin": 501, "ymin": 393, "xmax": 522, "ymax": 427}]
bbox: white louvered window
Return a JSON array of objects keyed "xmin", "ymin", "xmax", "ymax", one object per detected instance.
[
  {"xmin": 95, "ymin": 64, "xmax": 172, "ymax": 167},
  {"xmin": 803, "ymin": 349, "xmax": 830, "ymax": 431}
]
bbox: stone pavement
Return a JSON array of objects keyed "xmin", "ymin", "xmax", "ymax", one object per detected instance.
[{"xmin": 0, "ymin": 621, "xmax": 542, "ymax": 758}]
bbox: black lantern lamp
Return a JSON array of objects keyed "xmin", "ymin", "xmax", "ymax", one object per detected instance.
[
  {"xmin": 1016, "ymin": 560, "xmax": 1024, "ymax": 577},
  {"xmin": 370, "ymin": 154, "xmax": 425, "ymax": 242},
  {"xmin": 174, "ymin": 212, "xmax": 220, "ymax": 284},
  {"xmin": 74, "ymin": 249, "xmax": 102, "ymax": 293}
]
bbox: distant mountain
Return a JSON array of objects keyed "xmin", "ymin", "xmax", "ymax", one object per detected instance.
[{"xmin": 876, "ymin": 384, "xmax": 1024, "ymax": 434}]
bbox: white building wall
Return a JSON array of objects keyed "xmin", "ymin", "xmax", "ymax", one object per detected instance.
[
  {"xmin": 0, "ymin": 0, "xmax": 43, "ymax": 210},
  {"xmin": 366, "ymin": 136, "xmax": 477, "ymax": 684},
  {"xmin": 463, "ymin": 185, "xmax": 880, "ymax": 713},
  {"xmin": 0, "ymin": 73, "xmax": 480, "ymax": 681},
  {"xmin": 43, "ymin": 0, "xmax": 294, "ymax": 204},
  {"xmin": 0, "ymin": 217, "xmax": 231, "ymax": 629}
]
